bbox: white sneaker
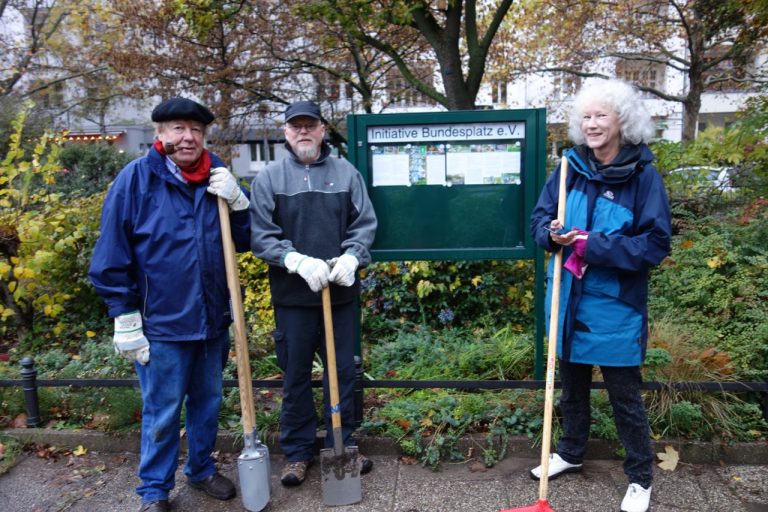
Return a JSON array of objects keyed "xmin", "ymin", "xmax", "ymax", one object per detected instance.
[
  {"xmin": 529, "ymin": 453, "xmax": 583, "ymax": 481},
  {"xmin": 621, "ymin": 483, "xmax": 652, "ymax": 512}
]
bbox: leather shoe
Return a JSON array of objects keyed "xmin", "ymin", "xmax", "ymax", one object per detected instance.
[
  {"xmin": 188, "ymin": 472, "xmax": 236, "ymax": 500},
  {"xmin": 138, "ymin": 500, "xmax": 169, "ymax": 512},
  {"xmin": 360, "ymin": 454, "xmax": 373, "ymax": 475}
]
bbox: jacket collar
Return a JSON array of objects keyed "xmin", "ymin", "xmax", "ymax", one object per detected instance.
[{"xmin": 566, "ymin": 143, "xmax": 653, "ymax": 184}]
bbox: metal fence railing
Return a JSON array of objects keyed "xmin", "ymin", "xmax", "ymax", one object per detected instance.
[{"xmin": 2, "ymin": 356, "xmax": 767, "ymax": 428}]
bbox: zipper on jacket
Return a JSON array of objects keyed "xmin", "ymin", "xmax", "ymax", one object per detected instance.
[{"xmin": 142, "ymin": 274, "xmax": 149, "ymax": 318}]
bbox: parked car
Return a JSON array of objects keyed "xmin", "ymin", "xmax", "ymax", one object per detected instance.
[{"xmin": 669, "ymin": 166, "xmax": 736, "ymax": 192}]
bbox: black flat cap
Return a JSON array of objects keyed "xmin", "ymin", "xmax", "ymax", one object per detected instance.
[
  {"xmin": 151, "ymin": 97, "xmax": 215, "ymax": 125},
  {"xmin": 285, "ymin": 101, "xmax": 323, "ymax": 122}
]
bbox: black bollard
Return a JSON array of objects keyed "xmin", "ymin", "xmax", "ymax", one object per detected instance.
[
  {"xmin": 353, "ymin": 355, "xmax": 364, "ymax": 428},
  {"xmin": 20, "ymin": 356, "xmax": 42, "ymax": 427}
]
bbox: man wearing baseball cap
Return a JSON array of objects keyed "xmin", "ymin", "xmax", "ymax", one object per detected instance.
[
  {"xmin": 250, "ymin": 101, "xmax": 377, "ymax": 486},
  {"xmin": 89, "ymin": 97, "xmax": 249, "ymax": 512}
]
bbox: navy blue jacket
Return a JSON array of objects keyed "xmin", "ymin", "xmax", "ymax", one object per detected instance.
[
  {"xmin": 89, "ymin": 147, "xmax": 250, "ymax": 341},
  {"xmin": 530, "ymin": 144, "xmax": 671, "ymax": 366}
]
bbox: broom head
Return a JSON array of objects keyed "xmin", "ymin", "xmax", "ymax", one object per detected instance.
[{"xmin": 500, "ymin": 499, "xmax": 556, "ymax": 512}]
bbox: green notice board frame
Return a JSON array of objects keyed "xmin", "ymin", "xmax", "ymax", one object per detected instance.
[
  {"xmin": 348, "ymin": 108, "xmax": 548, "ymax": 378},
  {"xmin": 348, "ymin": 109, "xmax": 546, "ymax": 261}
]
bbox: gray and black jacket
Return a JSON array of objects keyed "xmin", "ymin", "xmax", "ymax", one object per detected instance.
[{"xmin": 250, "ymin": 142, "xmax": 377, "ymax": 307}]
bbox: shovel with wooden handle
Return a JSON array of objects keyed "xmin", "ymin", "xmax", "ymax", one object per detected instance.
[
  {"xmin": 217, "ymin": 198, "xmax": 271, "ymax": 512},
  {"xmin": 320, "ymin": 286, "xmax": 363, "ymax": 506}
]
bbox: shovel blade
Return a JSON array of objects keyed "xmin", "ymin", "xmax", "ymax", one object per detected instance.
[
  {"xmin": 320, "ymin": 445, "xmax": 362, "ymax": 506},
  {"xmin": 237, "ymin": 432, "xmax": 271, "ymax": 512}
]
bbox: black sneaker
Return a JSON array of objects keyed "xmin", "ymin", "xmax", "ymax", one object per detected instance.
[
  {"xmin": 360, "ymin": 454, "xmax": 373, "ymax": 475},
  {"xmin": 187, "ymin": 472, "xmax": 236, "ymax": 500}
]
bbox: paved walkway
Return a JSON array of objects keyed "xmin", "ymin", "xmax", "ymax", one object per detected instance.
[{"xmin": 1, "ymin": 444, "xmax": 767, "ymax": 511}]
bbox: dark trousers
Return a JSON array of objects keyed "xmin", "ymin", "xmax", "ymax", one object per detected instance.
[
  {"xmin": 273, "ymin": 301, "xmax": 357, "ymax": 462},
  {"xmin": 556, "ymin": 359, "xmax": 654, "ymax": 488}
]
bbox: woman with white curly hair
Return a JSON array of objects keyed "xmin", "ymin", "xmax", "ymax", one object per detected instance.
[{"xmin": 529, "ymin": 78, "xmax": 672, "ymax": 512}]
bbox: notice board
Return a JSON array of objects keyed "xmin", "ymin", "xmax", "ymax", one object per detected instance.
[{"xmin": 347, "ymin": 109, "xmax": 547, "ymax": 261}]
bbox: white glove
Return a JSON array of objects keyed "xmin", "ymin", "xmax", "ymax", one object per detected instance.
[
  {"xmin": 284, "ymin": 251, "xmax": 330, "ymax": 292},
  {"xmin": 207, "ymin": 167, "xmax": 249, "ymax": 211},
  {"xmin": 113, "ymin": 311, "xmax": 150, "ymax": 365},
  {"xmin": 328, "ymin": 253, "xmax": 359, "ymax": 287}
]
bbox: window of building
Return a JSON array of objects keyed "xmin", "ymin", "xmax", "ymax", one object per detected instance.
[
  {"xmin": 553, "ymin": 72, "xmax": 581, "ymax": 100},
  {"xmin": 249, "ymin": 142, "xmax": 274, "ymax": 163},
  {"xmin": 32, "ymin": 81, "xmax": 64, "ymax": 110},
  {"xmin": 615, "ymin": 59, "xmax": 664, "ymax": 97},
  {"xmin": 385, "ymin": 65, "xmax": 433, "ymax": 108},
  {"xmin": 490, "ymin": 82, "xmax": 507, "ymax": 105}
]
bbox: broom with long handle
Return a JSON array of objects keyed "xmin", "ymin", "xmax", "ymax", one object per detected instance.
[{"xmin": 500, "ymin": 156, "xmax": 569, "ymax": 512}]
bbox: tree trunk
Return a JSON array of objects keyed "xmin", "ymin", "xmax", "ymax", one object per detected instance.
[{"xmin": 681, "ymin": 97, "xmax": 701, "ymax": 143}]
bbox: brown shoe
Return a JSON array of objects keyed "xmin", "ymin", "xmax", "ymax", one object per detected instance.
[
  {"xmin": 187, "ymin": 472, "xmax": 236, "ymax": 500},
  {"xmin": 139, "ymin": 500, "xmax": 169, "ymax": 512},
  {"xmin": 281, "ymin": 459, "xmax": 313, "ymax": 486}
]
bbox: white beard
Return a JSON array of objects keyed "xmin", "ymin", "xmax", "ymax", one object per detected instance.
[{"xmin": 295, "ymin": 145, "xmax": 320, "ymax": 163}]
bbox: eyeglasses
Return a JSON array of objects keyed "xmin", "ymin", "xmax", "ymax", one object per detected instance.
[{"xmin": 286, "ymin": 121, "xmax": 322, "ymax": 133}]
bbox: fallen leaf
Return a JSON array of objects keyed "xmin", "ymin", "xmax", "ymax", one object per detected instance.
[
  {"xmin": 400, "ymin": 455, "xmax": 418, "ymax": 465},
  {"xmin": 657, "ymin": 445, "xmax": 679, "ymax": 471},
  {"xmin": 10, "ymin": 413, "xmax": 28, "ymax": 428},
  {"xmin": 706, "ymin": 256, "xmax": 723, "ymax": 269},
  {"xmin": 0, "ymin": 442, "xmax": 5, "ymax": 458},
  {"xmin": 395, "ymin": 419, "xmax": 411, "ymax": 430},
  {"xmin": 468, "ymin": 460, "xmax": 488, "ymax": 473},
  {"xmin": 73, "ymin": 445, "xmax": 87, "ymax": 456}
]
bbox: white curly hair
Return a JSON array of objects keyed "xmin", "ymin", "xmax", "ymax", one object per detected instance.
[{"xmin": 567, "ymin": 78, "xmax": 656, "ymax": 146}]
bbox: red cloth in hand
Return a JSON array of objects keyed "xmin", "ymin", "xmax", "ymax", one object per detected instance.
[{"xmin": 564, "ymin": 229, "xmax": 589, "ymax": 279}]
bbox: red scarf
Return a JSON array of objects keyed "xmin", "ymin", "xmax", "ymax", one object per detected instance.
[{"xmin": 153, "ymin": 139, "xmax": 212, "ymax": 184}]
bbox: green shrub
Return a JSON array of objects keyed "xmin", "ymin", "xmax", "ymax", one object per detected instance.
[
  {"xmin": 0, "ymin": 433, "xmax": 23, "ymax": 474},
  {"xmin": 648, "ymin": 203, "xmax": 768, "ymax": 379},
  {"xmin": 369, "ymin": 325, "xmax": 534, "ymax": 381},
  {"xmin": 55, "ymin": 142, "xmax": 132, "ymax": 198},
  {"xmin": 360, "ymin": 259, "xmax": 535, "ymax": 340},
  {"xmin": 365, "ymin": 389, "xmax": 542, "ymax": 469}
]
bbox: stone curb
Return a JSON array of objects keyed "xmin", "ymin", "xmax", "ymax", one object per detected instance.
[{"xmin": 3, "ymin": 427, "xmax": 767, "ymax": 465}]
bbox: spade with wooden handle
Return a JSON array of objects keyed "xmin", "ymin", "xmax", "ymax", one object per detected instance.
[
  {"xmin": 319, "ymin": 286, "xmax": 362, "ymax": 506},
  {"xmin": 217, "ymin": 198, "xmax": 271, "ymax": 512}
]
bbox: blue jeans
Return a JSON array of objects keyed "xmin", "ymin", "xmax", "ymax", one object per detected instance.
[
  {"xmin": 134, "ymin": 334, "xmax": 229, "ymax": 503},
  {"xmin": 556, "ymin": 359, "xmax": 654, "ymax": 488},
  {"xmin": 273, "ymin": 301, "xmax": 357, "ymax": 462}
]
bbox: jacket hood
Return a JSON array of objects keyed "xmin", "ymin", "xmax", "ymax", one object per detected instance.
[{"xmin": 566, "ymin": 143, "xmax": 654, "ymax": 185}]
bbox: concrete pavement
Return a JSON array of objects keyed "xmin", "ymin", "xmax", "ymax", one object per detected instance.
[{"xmin": 1, "ymin": 430, "xmax": 767, "ymax": 511}]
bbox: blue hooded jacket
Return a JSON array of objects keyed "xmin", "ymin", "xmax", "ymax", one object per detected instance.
[
  {"xmin": 88, "ymin": 147, "xmax": 250, "ymax": 341},
  {"xmin": 530, "ymin": 144, "xmax": 671, "ymax": 366}
]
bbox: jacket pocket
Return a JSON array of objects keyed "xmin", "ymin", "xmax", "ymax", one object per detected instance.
[{"xmin": 272, "ymin": 329, "xmax": 287, "ymax": 372}]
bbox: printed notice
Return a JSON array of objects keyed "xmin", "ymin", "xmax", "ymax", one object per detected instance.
[{"xmin": 371, "ymin": 140, "xmax": 521, "ymax": 187}]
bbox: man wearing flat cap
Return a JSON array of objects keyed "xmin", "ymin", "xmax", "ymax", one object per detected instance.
[
  {"xmin": 250, "ymin": 100, "xmax": 377, "ymax": 486},
  {"xmin": 89, "ymin": 97, "xmax": 249, "ymax": 512}
]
